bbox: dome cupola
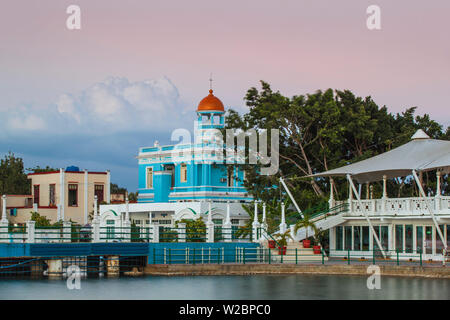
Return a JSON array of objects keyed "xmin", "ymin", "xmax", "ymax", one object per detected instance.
[{"xmin": 197, "ymin": 89, "xmax": 225, "ymax": 112}]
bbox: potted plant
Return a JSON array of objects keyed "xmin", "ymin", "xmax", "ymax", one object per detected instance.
[
  {"xmin": 268, "ymin": 240, "xmax": 276, "ymax": 249},
  {"xmin": 313, "ymin": 243, "xmax": 321, "ymax": 254},
  {"xmin": 303, "ymin": 238, "xmax": 312, "ymax": 249},
  {"xmin": 294, "ymin": 214, "xmax": 318, "ymax": 249},
  {"xmin": 312, "ymin": 228, "xmax": 327, "ymax": 254},
  {"xmin": 273, "ymin": 230, "xmax": 292, "ymax": 255}
]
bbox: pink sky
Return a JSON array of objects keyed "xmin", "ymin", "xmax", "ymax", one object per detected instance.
[
  {"xmin": 1, "ymin": 0, "xmax": 449, "ymax": 190},
  {"xmin": 1, "ymin": 0, "xmax": 449, "ymax": 122}
]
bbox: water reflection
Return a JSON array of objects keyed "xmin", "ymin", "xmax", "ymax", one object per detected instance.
[{"xmin": 0, "ymin": 274, "xmax": 448, "ymax": 300}]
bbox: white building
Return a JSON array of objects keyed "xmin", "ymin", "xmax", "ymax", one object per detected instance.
[
  {"xmin": 99, "ymin": 200, "xmax": 250, "ymax": 231},
  {"xmin": 294, "ymin": 130, "xmax": 450, "ymax": 261}
]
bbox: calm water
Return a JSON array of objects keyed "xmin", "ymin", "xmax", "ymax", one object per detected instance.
[{"xmin": 0, "ymin": 275, "xmax": 449, "ymax": 300}]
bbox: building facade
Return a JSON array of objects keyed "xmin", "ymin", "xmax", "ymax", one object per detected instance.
[
  {"xmin": 100, "ymin": 89, "xmax": 253, "ymax": 229},
  {"xmin": 137, "ymin": 89, "xmax": 251, "ymax": 204},
  {"xmin": 6, "ymin": 168, "xmax": 111, "ymax": 225},
  {"xmin": 293, "ymin": 130, "xmax": 450, "ymax": 261}
]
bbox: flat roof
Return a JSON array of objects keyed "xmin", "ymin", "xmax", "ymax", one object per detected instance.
[{"xmin": 28, "ymin": 170, "xmax": 108, "ymax": 176}]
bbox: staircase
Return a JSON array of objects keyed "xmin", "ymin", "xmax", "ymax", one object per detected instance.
[
  {"xmin": 293, "ymin": 203, "xmax": 348, "ymax": 241},
  {"xmin": 261, "ymin": 240, "xmax": 327, "ymax": 263}
]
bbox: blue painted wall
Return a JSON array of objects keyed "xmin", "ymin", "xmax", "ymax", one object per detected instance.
[
  {"xmin": 147, "ymin": 242, "xmax": 260, "ymax": 264},
  {"xmin": 154, "ymin": 173, "xmax": 171, "ymax": 202},
  {"xmin": 137, "ymin": 109, "xmax": 252, "ymax": 203},
  {"xmin": 0, "ymin": 243, "xmax": 260, "ymax": 265},
  {"xmin": 0, "ymin": 244, "xmax": 30, "ymax": 258}
]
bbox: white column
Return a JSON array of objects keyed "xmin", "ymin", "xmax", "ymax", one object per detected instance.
[
  {"xmin": 436, "ymin": 171, "xmax": 441, "ymax": 211},
  {"xmin": 224, "ymin": 201, "xmax": 231, "ymax": 225},
  {"xmin": 63, "ymin": 221, "xmax": 71, "ymax": 243},
  {"xmin": 151, "ymin": 222, "xmax": 159, "ymax": 243},
  {"xmin": 388, "ymin": 224, "xmax": 394, "ymax": 251},
  {"xmin": 348, "ymin": 181, "xmax": 353, "ymax": 212},
  {"xmin": 92, "ymin": 195, "xmax": 100, "ymax": 242},
  {"xmin": 280, "ymin": 202, "xmax": 287, "ymax": 234},
  {"xmin": 1, "ymin": 195, "xmax": 8, "ymax": 222},
  {"xmin": 252, "ymin": 200, "xmax": 260, "ymax": 242},
  {"xmin": 106, "ymin": 170, "xmax": 111, "ymax": 204},
  {"xmin": 262, "ymin": 203, "xmax": 267, "ymax": 229},
  {"xmin": 84, "ymin": 169, "xmax": 88, "ymax": 225},
  {"xmin": 436, "ymin": 171, "xmax": 441, "ymax": 196},
  {"xmin": 253, "ymin": 200, "xmax": 259, "ymax": 224},
  {"xmin": 125, "ymin": 197, "xmax": 130, "ymax": 222},
  {"xmin": 178, "ymin": 223, "xmax": 186, "ymax": 242},
  {"xmin": 328, "ymin": 178, "xmax": 335, "ymax": 208},
  {"xmin": 123, "ymin": 197, "xmax": 131, "ymax": 242},
  {"xmin": 207, "ymin": 201, "xmax": 213, "ymax": 225},
  {"xmin": 93, "ymin": 195, "xmax": 98, "ymax": 221},
  {"xmin": 206, "ymin": 201, "xmax": 214, "ymax": 242},
  {"xmin": 432, "ymin": 226, "xmax": 436, "ymax": 256},
  {"xmin": 59, "ymin": 168, "xmax": 65, "ymax": 221},
  {"xmin": 223, "ymin": 201, "xmax": 232, "ymax": 242},
  {"xmin": 382, "ymin": 175, "xmax": 388, "ymax": 199},
  {"xmin": 330, "ymin": 228, "xmax": 336, "ymax": 251},
  {"xmin": 26, "ymin": 220, "xmax": 35, "ymax": 243},
  {"xmin": 57, "ymin": 205, "xmax": 61, "ymax": 223},
  {"xmin": 0, "ymin": 195, "xmax": 8, "ymax": 242}
]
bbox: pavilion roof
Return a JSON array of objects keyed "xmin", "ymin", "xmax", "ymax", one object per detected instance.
[{"xmin": 310, "ymin": 129, "xmax": 450, "ymax": 183}]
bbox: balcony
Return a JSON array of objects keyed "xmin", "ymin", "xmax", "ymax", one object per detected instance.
[{"xmin": 336, "ymin": 196, "xmax": 450, "ymax": 218}]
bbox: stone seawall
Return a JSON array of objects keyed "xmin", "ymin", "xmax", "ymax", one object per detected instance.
[{"xmin": 144, "ymin": 264, "xmax": 450, "ymax": 279}]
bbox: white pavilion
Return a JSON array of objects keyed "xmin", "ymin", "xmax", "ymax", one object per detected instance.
[{"xmin": 294, "ymin": 129, "xmax": 450, "ymax": 261}]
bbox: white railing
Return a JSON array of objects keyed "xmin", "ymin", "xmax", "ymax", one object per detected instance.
[{"xmin": 344, "ymin": 196, "xmax": 450, "ymax": 217}]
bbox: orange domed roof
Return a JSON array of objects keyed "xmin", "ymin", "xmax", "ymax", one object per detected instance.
[{"xmin": 197, "ymin": 90, "xmax": 225, "ymax": 112}]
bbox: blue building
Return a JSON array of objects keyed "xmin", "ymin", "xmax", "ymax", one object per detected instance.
[{"xmin": 137, "ymin": 89, "xmax": 253, "ymax": 204}]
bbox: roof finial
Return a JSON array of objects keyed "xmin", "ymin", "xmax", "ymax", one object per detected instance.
[
  {"xmin": 209, "ymin": 73, "xmax": 213, "ymax": 93},
  {"xmin": 411, "ymin": 129, "xmax": 430, "ymax": 140}
]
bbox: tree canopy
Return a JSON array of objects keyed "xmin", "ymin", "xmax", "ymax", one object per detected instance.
[
  {"xmin": 226, "ymin": 82, "xmax": 449, "ymax": 209},
  {"xmin": 0, "ymin": 152, "xmax": 30, "ymax": 195}
]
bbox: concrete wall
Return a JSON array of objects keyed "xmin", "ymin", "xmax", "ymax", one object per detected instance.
[{"xmin": 144, "ymin": 264, "xmax": 450, "ymax": 279}]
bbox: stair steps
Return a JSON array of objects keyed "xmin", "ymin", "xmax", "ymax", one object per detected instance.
[{"xmin": 261, "ymin": 240, "xmax": 328, "ymax": 263}]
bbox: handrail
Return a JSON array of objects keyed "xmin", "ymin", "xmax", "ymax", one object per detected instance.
[
  {"xmin": 309, "ymin": 203, "xmax": 348, "ymax": 220},
  {"xmin": 259, "ymin": 227, "xmax": 283, "ymax": 249},
  {"xmin": 286, "ymin": 203, "xmax": 348, "ymax": 226}
]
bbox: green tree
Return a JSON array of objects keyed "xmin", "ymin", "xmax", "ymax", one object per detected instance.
[
  {"xmin": 226, "ymin": 81, "xmax": 449, "ymax": 217},
  {"xmin": 27, "ymin": 165, "xmax": 57, "ymax": 173},
  {"xmin": 30, "ymin": 211, "xmax": 61, "ymax": 227},
  {"xmin": 294, "ymin": 214, "xmax": 318, "ymax": 242},
  {"xmin": 128, "ymin": 192, "xmax": 138, "ymax": 202},
  {"xmin": 0, "ymin": 152, "xmax": 30, "ymax": 195},
  {"xmin": 176, "ymin": 217, "xmax": 206, "ymax": 242},
  {"xmin": 110, "ymin": 183, "xmax": 127, "ymax": 194}
]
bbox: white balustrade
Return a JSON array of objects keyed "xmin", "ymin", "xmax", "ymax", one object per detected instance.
[{"xmin": 343, "ymin": 196, "xmax": 450, "ymax": 217}]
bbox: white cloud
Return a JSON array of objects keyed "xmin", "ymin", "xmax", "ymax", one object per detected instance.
[
  {"xmin": 1, "ymin": 76, "xmax": 192, "ymax": 136},
  {"xmin": 56, "ymin": 93, "xmax": 80, "ymax": 123},
  {"xmin": 57, "ymin": 76, "xmax": 188, "ymax": 132},
  {"xmin": 8, "ymin": 114, "xmax": 46, "ymax": 131}
]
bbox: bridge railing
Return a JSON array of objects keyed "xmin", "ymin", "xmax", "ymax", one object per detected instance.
[
  {"xmin": 0, "ymin": 225, "xmax": 27, "ymax": 243},
  {"xmin": 0, "ymin": 222, "xmax": 261, "ymax": 244}
]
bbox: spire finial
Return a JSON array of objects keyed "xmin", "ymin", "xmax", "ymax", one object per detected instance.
[{"xmin": 209, "ymin": 73, "xmax": 213, "ymax": 92}]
